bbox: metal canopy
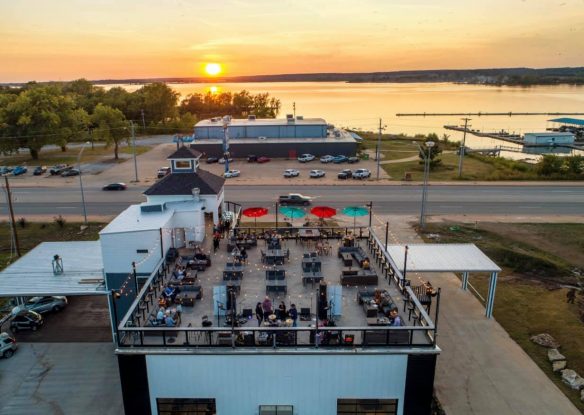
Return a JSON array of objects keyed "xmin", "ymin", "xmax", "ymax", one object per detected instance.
[
  {"xmin": 385, "ymin": 243, "xmax": 500, "ymax": 318},
  {"xmin": 548, "ymin": 117, "xmax": 584, "ymax": 126},
  {"xmin": 386, "ymin": 244, "xmax": 501, "ymax": 273},
  {"xmin": 0, "ymin": 241, "xmax": 107, "ymax": 296}
]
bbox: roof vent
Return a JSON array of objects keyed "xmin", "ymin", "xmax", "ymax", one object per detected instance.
[
  {"xmin": 52, "ymin": 254, "xmax": 64, "ymax": 275},
  {"xmin": 210, "ymin": 117, "xmax": 218, "ymax": 122},
  {"xmin": 286, "ymin": 114, "xmax": 294, "ymax": 119},
  {"xmin": 248, "ymin": 115, "xmax": 256, "ymax": 121},
  {"xmin": 296, "ymin": 115, "xmax": 304, "ymax": 120},
  {"xmin": 192, "ymin": 187, "xmax": 200, "ymax": 201}
]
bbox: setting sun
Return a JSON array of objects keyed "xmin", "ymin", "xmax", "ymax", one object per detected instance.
[{"xmin": 204, "ymin": 63, "xmax": 222, "ymax": 76}]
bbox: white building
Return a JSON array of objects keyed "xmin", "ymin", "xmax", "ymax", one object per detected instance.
[
  {"xmin": 100, "ymin": 146, "xmax": 225, "ymax": 323},
  {"xmin": 523, "ymin": 132, "xmax": 574, "ymax": 146}
]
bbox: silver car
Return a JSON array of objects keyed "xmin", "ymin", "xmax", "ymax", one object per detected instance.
[
  {"xmin": 21, "ymin": 296, "xmax": 68, "ymax": 314},
  {"xmin": 1, "ymin": 332, "xmax": 17, "ymax": 358}
]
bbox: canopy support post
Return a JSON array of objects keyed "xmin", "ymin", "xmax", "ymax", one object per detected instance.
[
  {"xmin": 485, "ymin": 271, "xmax": 498, "ymax": 318},
  {"xmin": 461, "ymin": 272, "xmax": 469, "ymax": 290}
]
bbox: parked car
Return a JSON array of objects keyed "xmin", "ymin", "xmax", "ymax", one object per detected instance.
[
  {"xmin": 157, "ymin": 167, "xmax": 171, "ymax": 178},
  {"xmin": 0, "ymin": 333, "xmax": 17, "ymax": 358},
  {"xmin": 278, "ymin": 193, "xmax": 312, "ymax": 206},
  {"xmin": 310, "ymin": 169, "xmax": 326, "ymax": 178},
  {"xmin": 33, "ymin": 166, "xmax": 47, "ymax": 175},
  {"xmin": 18, "ymin": 296, "xmax": 68, "ymax": 314},
  {"xmin": 247, "ymin": 155, "xmax": 257, "ymax": 162},
  {"xmin": 224, "ymin": 170, "xmax": 240, "ymax": 178},
  {"xmin": 283, "ymin": 169, "xmax": 300, "ymax": 178},
  {"xmin": 0, "ymin": 166, "xmax": 13, "ymax": 176},
  {"xmin": 102, "ymin": 182, "xmax": 127, "ymax": 191},
  {"xmin": 297, "ymin": 154, "xmax": 315, "ymax": 163},
  {"xmin": 332, "ymin": 155, "xmax": 349, "ymax": 164},
  {"xmin": 257, "ymin": 156, "xmax": 271, "ymax": 163},
  {"xmin": 218, "ymin": 157, "xmax": 233, "ymax": 164},
  {"xmin": 352, "ymin": 168, "xmax": 371, "ymax": 179},
  {"xmin": 206, "ymin": 157, "xmax": 219, "ymax": 164},
  {"xmin": 49, "ymin": 164, "xmax": 71, "ymax": 175},
  {"xmin": 338, "ymin": 169, "xmax": 353, "ymax": 180},
  {"xmin": 320, "ymin": 155, "xmax": 334, "ymax": 163},
  {"xmin": 12, "ymin": 166, "xmax": 28, "ymax": 176},
  {"xmin": 61, "ymin": 168, "xmax": 80, "ymax": 177},
  {"xmin": 10, "ymin": 310, "xmax": 43, "ymax": 332},
  {"xmin": 348, "ymin": 156, "xmax": 360, "ymax": 164}
]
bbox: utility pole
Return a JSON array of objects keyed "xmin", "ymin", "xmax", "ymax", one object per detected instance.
[
  {"xmin": 141, "ymin": 109, "xmax": 146, "ymax": 133},
  {"xmin": 458, "ymin": 117, "xmax": 471, "ymax": 178},
  {"xmin": 4, "ymin": 176, "xmax": 21, "ymax": 257},
  {"xmin": 293, "ymin": 102, "xmax": 296, "ymax": 118},
  {"xmin": 376, "ymin": 118, "xmax": 385, "ymax": 180},
  {"xmin": 130, "ymin": 121, "xmax": 139, "ymax": 182}
]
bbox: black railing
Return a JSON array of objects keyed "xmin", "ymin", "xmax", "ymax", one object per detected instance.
[{"xmin": 118, "ymin": 325, "xmax": 435, "ymax": 349}]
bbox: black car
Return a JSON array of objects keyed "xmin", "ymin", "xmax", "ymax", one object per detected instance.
[
  {"xmin": 10, "ymin": 310, "xmax": 43, "ymax": 332},
  {"xmin": 61, "ymin": 168, "xmax": 80, "ymax": 177},
  {"xmin": 338, "ymin": 169, "xmax": 353, "ymax": 179},
  {"xmin": 102, "ymin": 182, "xmax": 127, "ymax": 191},
  {"xmin": 33, "ymin": 166, "xmax": 47, "ymax": 175},
  {"xmin": 49, "ymin": 164, "xmax": 71, "ymax": 175},
  {"xmin": 206, "ymin": 157, "xmax": 219, "ymax": 164},
  {"xmin": 247, "ymin": 155, "xmax": 258, "ymax": 162},
  {"xmin": 348, "ymin": 157, "xmax": 359, "ymax": 164}
]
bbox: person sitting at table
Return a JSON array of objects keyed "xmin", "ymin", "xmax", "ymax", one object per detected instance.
[
  {"xmin": 176, "ymin": 267, "xmax": 185, "ymax": 280},
  {"xmin": 165, "ymin": 314, "xmax": 176, "ymax": 327},
  {"xmin": 262, "ymin": 296, "xmax": 273, "ymax": 321},
  {"xmin": 240, "ymin": 247, "xmax": 248, "ymax": 264},
  {"xmin": 277, "ymin": 302, "xmax": 287, "ymax": 320},
  {"xmin": 389, "ymin": 307, "xmax": 402, "ymax": 326},
  {"xmin": 362, "ymin": 258, "xmax": 371, "ymax": 270},
  {"xmin": 156, "ymin": 307, "xmax": 165, "ymax": 323},
  {"xmin": 374, "ymin": 289, "xmax": 382, "ymax": 306}
]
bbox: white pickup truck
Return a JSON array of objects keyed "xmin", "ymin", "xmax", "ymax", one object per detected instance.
[{"xmin": 352, "ymin": 168, "xmax": 371, "ymax": 179}]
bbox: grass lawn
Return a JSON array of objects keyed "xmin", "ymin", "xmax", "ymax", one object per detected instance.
[
  {"xmin": 355, "ymin": 132, "xmax": 539, "ymax": 181},
  {"xmin": 420, "ymin": 222, "xmax": 584, "ymax": 411},
  {"xmin": 0, "ymin": 145, "xmax": 151, "ymax": 166}
]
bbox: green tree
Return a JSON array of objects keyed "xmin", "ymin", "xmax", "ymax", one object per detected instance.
[
  {"xmin": 0, "ymin": 85, "xmax": 86, "ymax": 159},
  {"xmin": 102, "ymin": 86, "xmax": 142, "ymax": 121},
  {"xmin": 537, "ymin": 155, "xmax": 564, "ymax": 176},
  {"xmin": 418, "ymin": 133, "xmax": 443, "ymax": 169},
  {"xmin": 62, "ymin": 78, "xmax": 105, "ymax": 113},
  {"xmin": 91, "ymin": 104, "xmax": 128, "ymax": 159},
  {"xmin": 135, "ymin": 83, "xmax": 179, "ymax": 125}
]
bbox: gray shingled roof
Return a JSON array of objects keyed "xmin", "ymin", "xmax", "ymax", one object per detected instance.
[
  {"xmin": 167, "ymin": 146, "xmax": 202, "ymax": 159},
  {"xmin": 144, "ymin": 170, "xmax": 225, "ymax": 196}
]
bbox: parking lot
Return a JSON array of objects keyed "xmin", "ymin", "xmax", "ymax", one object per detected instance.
[
  {"xmin": 2, "ymin": 296, "xmax": 112, "ymax": 343},
  {"xmin": 202, "ymin": 155, "xmax": 389, "ymax": 185}
]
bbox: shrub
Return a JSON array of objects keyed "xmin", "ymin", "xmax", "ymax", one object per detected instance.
[
  {"xmin": 54, "ymin": 215, "xmax": 66, "ymax": 228},
  {"xmin": 17, "ymin": 217, "xmax": 27, "ymax": 228}
]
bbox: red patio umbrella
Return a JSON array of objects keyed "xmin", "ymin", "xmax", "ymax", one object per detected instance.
[
  {"xmin": 310, "ymin": 206, "xmax": 337, "ymax": 219},
  {"xmin": 242, "ymin": 207, "xmax": 269, "ymax": 226}
]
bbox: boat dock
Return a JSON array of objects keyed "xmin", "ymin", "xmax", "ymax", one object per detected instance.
[{"xmin": 443, "ymin": 125, "xmax": 524, "ymax": 144}]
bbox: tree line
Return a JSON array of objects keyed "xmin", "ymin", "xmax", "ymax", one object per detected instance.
[{"xmin": 0, "ymin": 79, "xmax": 281, "ymax": 160}]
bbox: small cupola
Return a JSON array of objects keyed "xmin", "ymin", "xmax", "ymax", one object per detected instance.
[{"xmin": 167, "ymin": 146, "xmax": 202, "ymax": 174}]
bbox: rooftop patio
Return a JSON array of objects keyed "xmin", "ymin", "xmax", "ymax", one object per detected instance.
[{"xmin": 117, "ymin": 223, "xmax": 439, "ymax": 351}]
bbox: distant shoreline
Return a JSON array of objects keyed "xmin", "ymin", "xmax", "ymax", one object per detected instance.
[{"xmin": 2, "ymin": 66, "xmax": 583, "ymax": 87}]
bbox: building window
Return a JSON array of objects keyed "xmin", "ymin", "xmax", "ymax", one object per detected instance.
[
  {"xmin": 175, "ymin": 160, "xmax": 191, "ymax": 169},
  {"xmin": 157, "ymin": 398, "xmax": 216, "ymax": 415},
  {"xmin": 337, "ymin": 399, "xmax": 397, "ymax": 415},
  {"xmin": 259, "ymin": 405, "xmax": 294, "ymax": 415}
]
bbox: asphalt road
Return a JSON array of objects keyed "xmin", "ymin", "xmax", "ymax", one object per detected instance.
[{"xmin": 2, "ymin": 184, "xmax": 583, "ymax": 216}]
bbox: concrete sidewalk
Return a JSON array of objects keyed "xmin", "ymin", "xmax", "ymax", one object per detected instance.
[{"xmin": 375, "ymin": 216, "xmax": 581, "ymax": 415}]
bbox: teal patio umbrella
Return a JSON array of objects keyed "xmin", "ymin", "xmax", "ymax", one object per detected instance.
[
  {"xmin": 279, "ymin": 206, "xmax": 306, "ymax": 226},
  {"xmin": 341, "ymin": 205, "xmax": 369, "ymax": 232}
]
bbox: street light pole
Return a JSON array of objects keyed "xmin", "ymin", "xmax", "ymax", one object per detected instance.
[
  {"xmin": 77, "ymin": 142, "xmax": 90, "ymax": 225},
  {"xmin": 458, "ymin": 117, "xmax": 471, "ymax": 178},
  {"xmin": 415, "ymin": 141, "xmax": 435, "ymax": 229},
  {"xmin": 130, "ymin": 121, "xmax": 139, "ymax": 182}
]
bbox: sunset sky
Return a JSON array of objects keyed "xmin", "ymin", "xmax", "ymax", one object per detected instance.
[{"xmin": 1, "ymin": 0, "xmax": 583, "ymax": 82}]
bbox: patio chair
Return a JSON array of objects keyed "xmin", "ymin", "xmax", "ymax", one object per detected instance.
[
  {"xmin": 300, "ymin": 307, "xmax": 311, "ymax": 321},
  {"xmin": 260, "ymin": 250, "xmax": 266, "ymax": 264},
  {"xmin": 310, "ymin": 252, "xmax": 317, "ymax": 258},
  {"xmin": 303, "ymin": 253, "xmax": 310, "ymax": 259}
]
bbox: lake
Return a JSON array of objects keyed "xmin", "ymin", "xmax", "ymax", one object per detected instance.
[{"xmin": 112, "ymin": 82, "xmax": 584, "ymax": 160}]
